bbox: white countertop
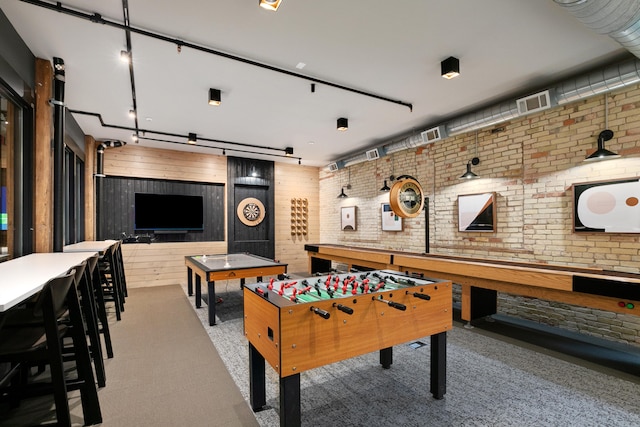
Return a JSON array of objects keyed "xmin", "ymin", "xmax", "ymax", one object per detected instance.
[
  {"xmin": 63, "ymin": 240, "xmax": 118, "ymax": 254},
  {"xmin": 0, "ymin": 252, "xmax": 97, "ymax": 311}
]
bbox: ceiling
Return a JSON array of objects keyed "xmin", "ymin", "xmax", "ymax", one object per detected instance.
[{"xmin": 0, "ymin": 0, "xmax": 631, "ymax": 167}]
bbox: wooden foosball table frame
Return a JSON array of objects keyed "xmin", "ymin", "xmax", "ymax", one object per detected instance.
[{"xmin": 243, "ymin": 271, "xmax": 452, "ymax": 427}]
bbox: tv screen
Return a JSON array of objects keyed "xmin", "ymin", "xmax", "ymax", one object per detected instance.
[{"xmin": 134, "ymin": 193, "xmax": 204, "ymax": 231}]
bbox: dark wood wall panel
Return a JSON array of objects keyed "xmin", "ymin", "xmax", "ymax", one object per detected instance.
[
  {"xmin": 227, "ymin": 157, "xmax": 274, "ymax": 258},
  {"xmin": 98, "ymin": 176, "xmax": 224, "ymax": 242}
]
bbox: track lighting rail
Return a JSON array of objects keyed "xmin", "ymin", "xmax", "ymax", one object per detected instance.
[
  {"xmin": 21, "ymin": 0, "xmax": 413, "ymax": 111},
  {"xmin": 69, "ymin": 110, "xmax": 298, "ymax": 160}
]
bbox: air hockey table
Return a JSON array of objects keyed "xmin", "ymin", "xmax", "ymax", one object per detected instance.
[{"xmin": 185, "ymin": 253, "xmax": 288, "ymax": 325}]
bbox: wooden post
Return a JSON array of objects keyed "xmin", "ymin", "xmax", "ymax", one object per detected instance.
[{"xmin": 34, "ymin": 58, "xmax": 53, "ymax": 253}]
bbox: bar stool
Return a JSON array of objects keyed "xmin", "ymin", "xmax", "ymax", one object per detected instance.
[
  {"xmin": 66, "ymin": 261, "xmax": 106, "ymax": 388},
  {"xmin": 99, "ymin": 244, "xmax": 124, "ymax": 320},
  {"xmin": 0, "ymin": 270, "xmax": 102, "ymax": 426},
  {"xmin": 87, "ymin": 254, "xmax": 114, "ymax": 358},
  {"xmin": 113, "ymin": 240, "xmax": 128, "ymax": 298}
]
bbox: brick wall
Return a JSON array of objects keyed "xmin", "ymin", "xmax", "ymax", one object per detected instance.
[{"xmin": 319, "ymin": 83, "xmax": 640, "ymax": 346}]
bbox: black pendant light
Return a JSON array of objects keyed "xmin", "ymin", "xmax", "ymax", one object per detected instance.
[
  {"xmin": 379, "ymin": 180, "xmax": 391, "ymax": 192},
  {"xmin": 585, "ymin": 129, "xmax": 620, "ymax": 161},
  {"xmin": 337, "ymin": 187, "xmax": 348, "ymax": 198},
  {"xmin": 460, "ymin": 157, "xmax": 479, "ymax": 179}
]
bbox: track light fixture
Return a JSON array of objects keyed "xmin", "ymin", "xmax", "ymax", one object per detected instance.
[
  {"xmin": 128, "ymin": 109, "xmax": 136, "ymax": 118},
  {"xmin": 208, "ymin": 88, "xmax": 221, "ymax": 106},
  {"xmin": 585, "ymin": 129, "xmax": 620, "ymax": 162},
  {"xmin": 285, "ymin": 147, "xmax": 294, "ymax": 156},
  {"xmin": 259, "ymin": 0, "xmax": 283, "ymax": 11},
  {"xmin": 380, "ymin": 180, "xmax": 391, "ymax": 192},
  {"xmin": 337, "ymin": 187, "xmax": 348, "ymax": 198},
  {"xmin": 120, "ymin": 50, "xmax": 131, "ymax": 63},
  {"xmin": 337, "ymin": 117, "xmax": 348, "ymax": 131},
  {"xmin": 188, "ymin": 133, "xmax": 197, "ymax": 144},
  {"xmin": 441, "ymin": 56, "xmax": 460, "ymax": 79},
  {"xmin": 459, "ymin": 157, "xmax": 480, "ymax": 179},
  {"xmin": 131, "ymin": 133, "xmax": 138, "ymax": 142}
]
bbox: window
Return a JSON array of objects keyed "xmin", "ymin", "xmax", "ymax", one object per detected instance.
[
  {"xmin": 0, "ymin": 89, "xmax": 33, "ymax": 261},
  {"xmin": 64, "ymin": 146, "xmax": 85, "ymax": 245}
]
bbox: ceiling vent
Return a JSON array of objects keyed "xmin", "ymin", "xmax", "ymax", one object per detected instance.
[
  {"xmin": 517, "ymin": 90, "xmax": 551, "ymax": 115},
  {"xmin": 366, "ymin": 148, "xmax": 380, "ymax": 161},
  {"xmin": 421, "ymin": 126, "xmax": 445, "ymax": 144},
  {"xmin": 327, "ymin": 160, "xmax": 346, "ymax": 172}
]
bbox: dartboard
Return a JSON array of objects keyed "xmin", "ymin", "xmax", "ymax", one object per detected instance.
[
  {"xmin": 243, "ymin": 203, "xmax": 261, "ymax": 221},
  {"xmin": 237, "ymin": 197, "xmax": 266, "ymax": 226}
]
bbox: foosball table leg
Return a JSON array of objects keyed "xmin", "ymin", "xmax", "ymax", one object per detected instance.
[
  {"xmin": 380, "ymin": 347, "xmax": 393, "ymax": 369},
  {"xmin": 280, "ymin": 373, "xmax": 301, "ymax": 427},
  {"xmin": 430, "ymin": 332, "xmax": 446, "ymax": 399},
  {"xmin": 249, "ymin": 343, "xmax": 266, "ymax": 411}
]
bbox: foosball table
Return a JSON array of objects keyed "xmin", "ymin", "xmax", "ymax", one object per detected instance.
[{"xmin": 243, "ymin": 270, "xmax": 452, "ymax": 427}]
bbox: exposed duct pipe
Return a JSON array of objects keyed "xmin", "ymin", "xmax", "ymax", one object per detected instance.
[
  {"xmin": 330, "ymin": 1, "xmax": 640, "ymax": 170},
  {"xmin": 95, "ymin": 139, "xmax": 127, "ymax": 179},
  {"xmin": 330, "ymin": 57, "xmax": 640, "ymax": 170},
  {"xmin": 553, "ymin": 0, "xmax": 640, "ymax": 59},
  {"xmin": 554, "ymin": 57, "xmax": 640, "ymax": 104},
  {"xmin": 52, "ymin": 57, "xmax": 65, "ymax": 252}
]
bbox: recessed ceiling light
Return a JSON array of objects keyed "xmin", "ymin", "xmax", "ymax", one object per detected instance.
[
  {"xmin": 308, "ymin": 141, "xmax": 315, "ymax": 145},
  {"xmin": 296, "ymin": 62, "xmax": 306, "ymax": 70},
  {"xmin": 145, "ymin": 117, "xmax": 153, "ymax": 122}
]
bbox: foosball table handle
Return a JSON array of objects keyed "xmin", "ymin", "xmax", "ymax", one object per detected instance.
[
  {"xmin": 333, "ymin": 303, "xmax": 354, "ymax": 315},
  {"xmin": 387, "ymin": 301, "xmax": 407, "ymax": 311},
  {"xmin": 310, "ymin": 306, "xmax": 331, "ymax": 319},
  {"xmin": 407, "ymin": 291, "xmax": 431, "ymax": 300}
]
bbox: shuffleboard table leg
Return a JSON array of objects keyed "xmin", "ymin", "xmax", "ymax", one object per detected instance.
[{"xmin": 187, "ymin": 267, "xmax": 193, "ymax": 296}]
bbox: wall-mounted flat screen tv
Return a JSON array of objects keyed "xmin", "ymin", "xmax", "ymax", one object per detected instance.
[{"xmin": 134, "ymin": 193, "xmax": 204, "ymax": 231}]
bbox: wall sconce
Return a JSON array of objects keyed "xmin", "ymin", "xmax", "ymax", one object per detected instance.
[
  {"xmin": 585, "ymin": 129, "xmax": 620, "ymax": 162},
  {"xmin": 208, "ymin": 88, "xmax": 221, "ymax": 106},
  {"xmin": 188, "ymin": 133, "xmax": 197, "ymax": 144},
  {"xmin": 285, "ymin": 147, "xmax": 294, "ymax": 156},
  {"xmin": 459, "ymin": 157, "xmax": 479, "ymax": 179},
  {"xmin": 337, "ymin": 117, "xmax": 348, "ymax": 131},
  {"xmin": 379, "ymin": 180, "xmax": 391, "ymax": 192},
  {"xmin": 441, "ymin": 56, "xmax": 460, "ymax": 79},
  {"xmin": 337, "ymin": 187, "xmax": 348, "ymax": 198},
  {"xmin": 259, "ymin": 0, "xmax": 283, "ymax": 11}
]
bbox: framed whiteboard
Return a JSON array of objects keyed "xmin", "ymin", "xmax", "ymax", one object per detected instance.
[{"xmin": 381, "ymin": 203, "xmax": 403, "ymax": 231}]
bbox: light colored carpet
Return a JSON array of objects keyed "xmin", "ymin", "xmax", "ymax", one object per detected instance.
[
  {"xmin": 186, "ymin": 283, "xmax": 640, "ymax": 427},
  {"xmin": 0, "ymin": 285, "xmax": 259, "ymax": 427}
]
